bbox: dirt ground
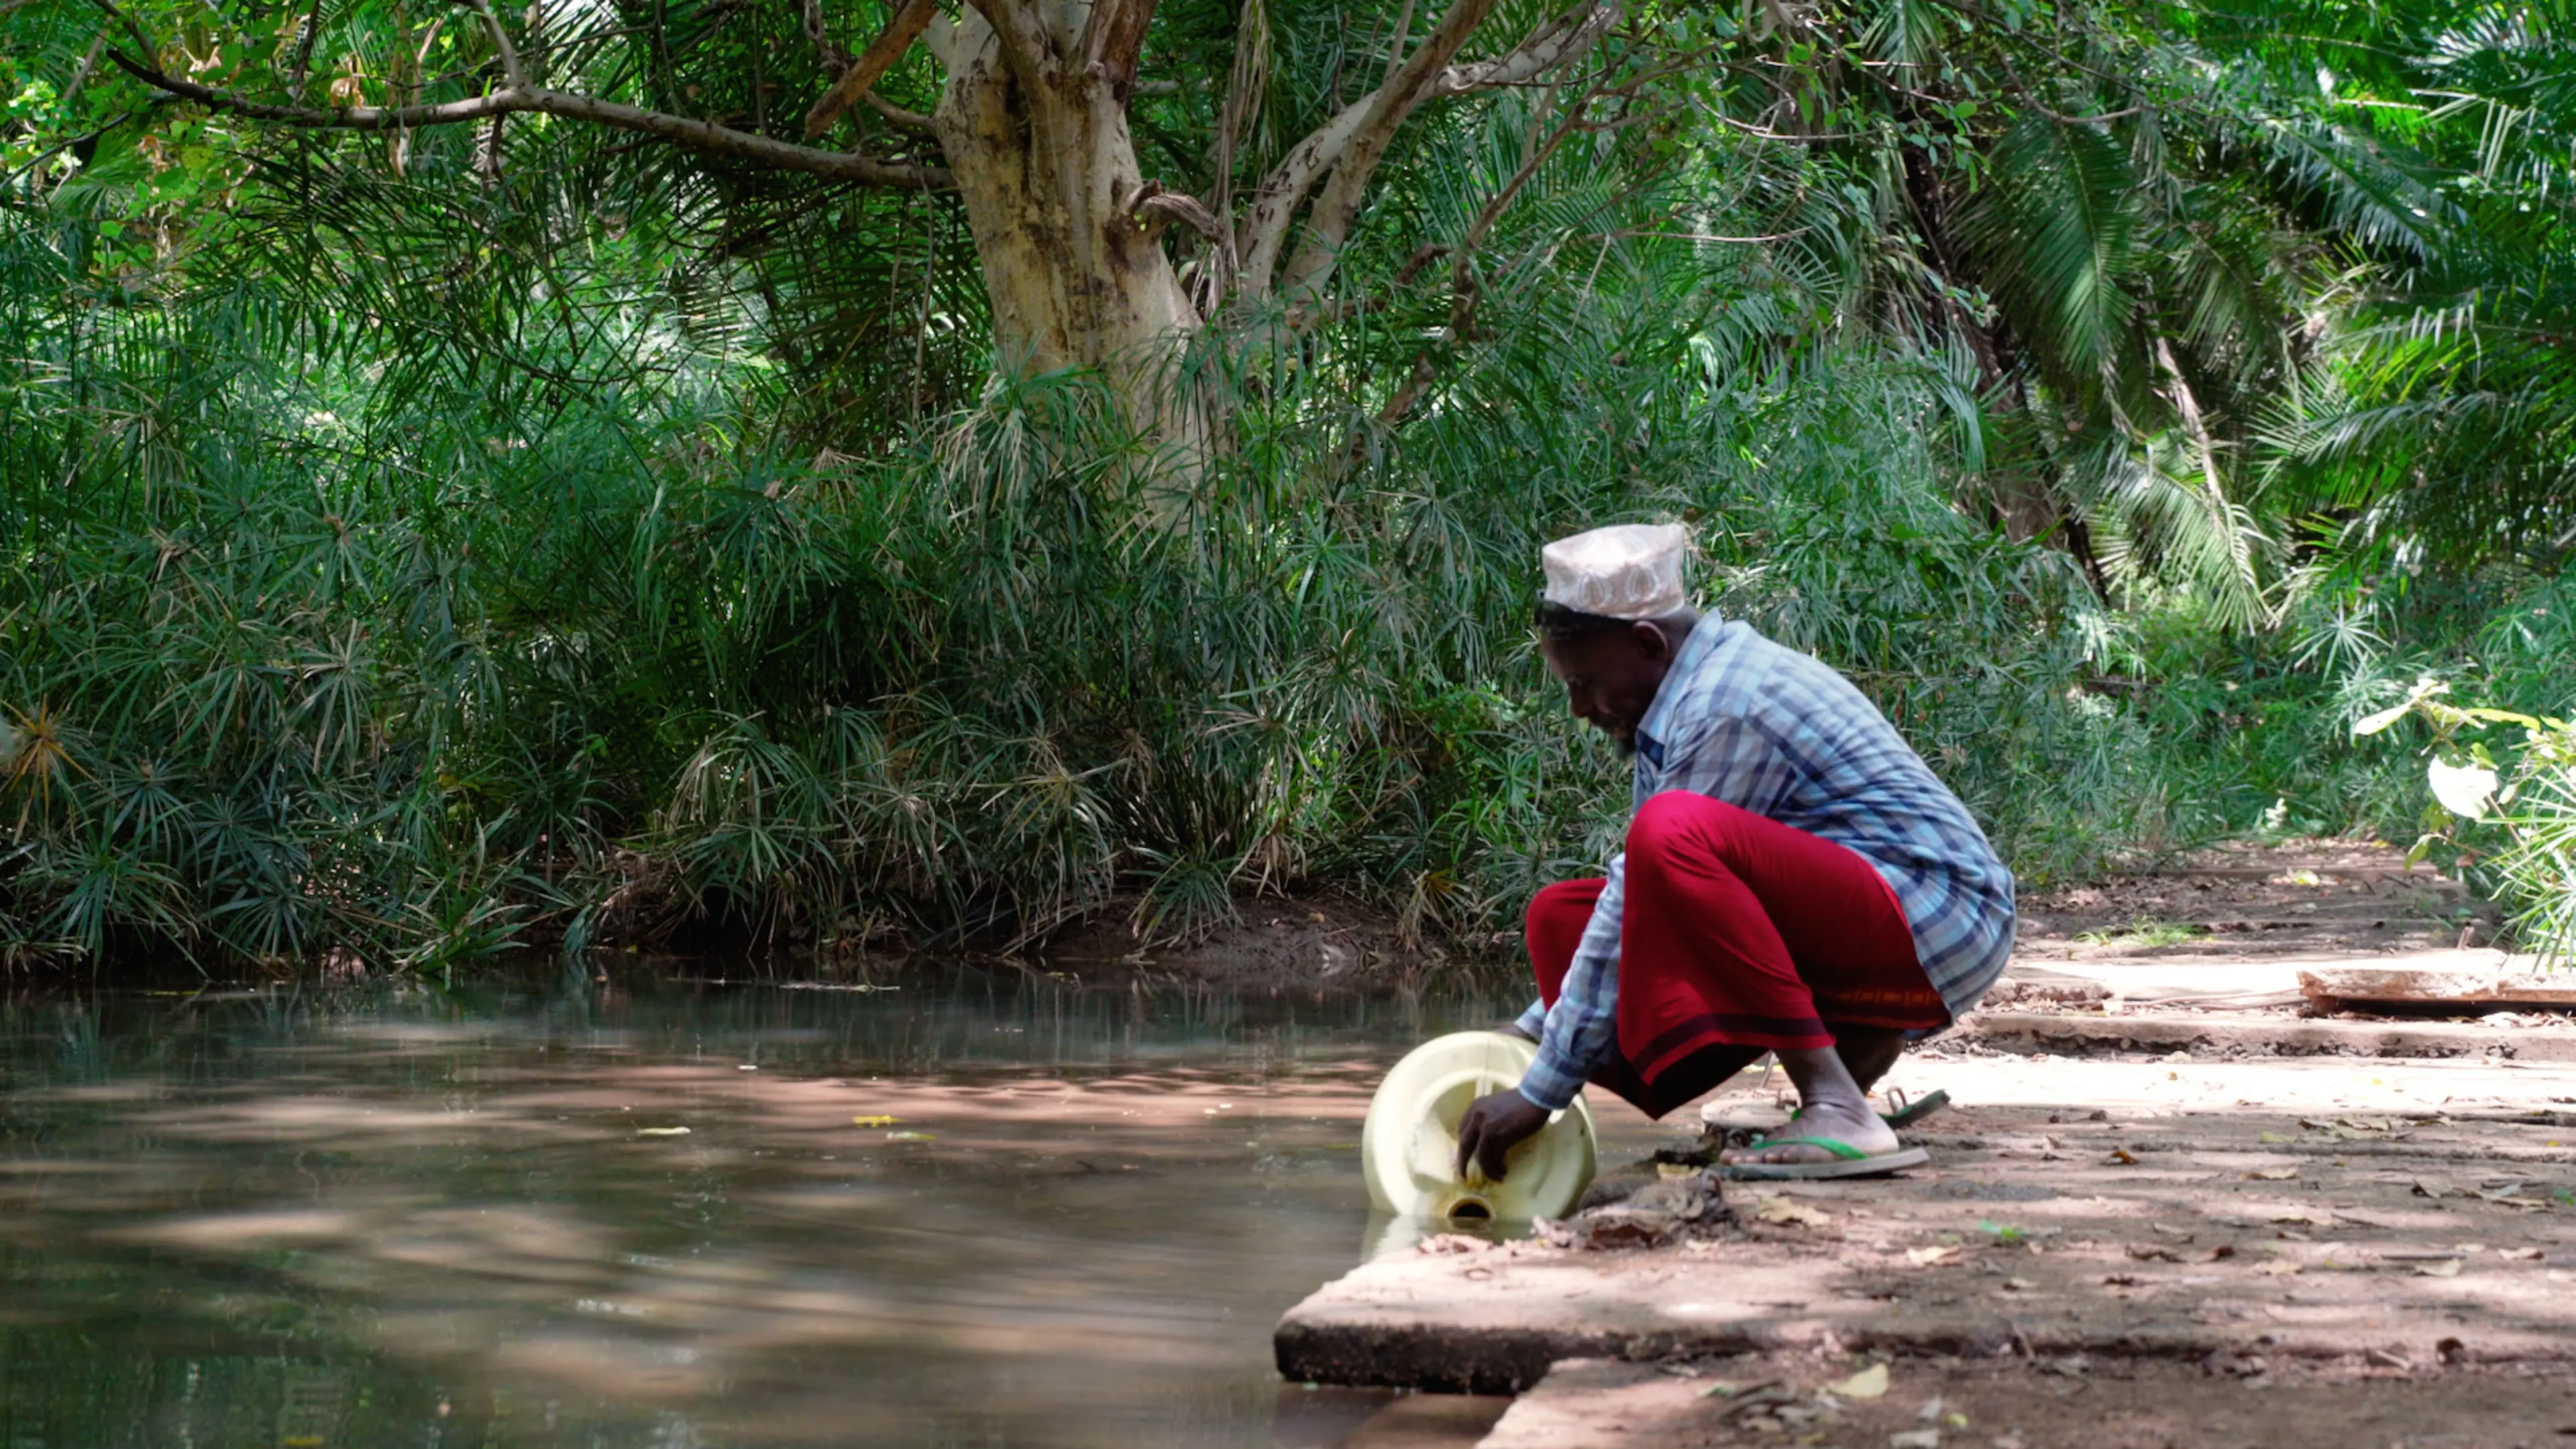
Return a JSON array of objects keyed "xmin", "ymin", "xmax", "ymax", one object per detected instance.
[
  {"xmin": 1284, "ymin": 840, "xmax": 2576, "ymax": 1449},
  {"xmin": 1479, "ymin": 1353, "xmax": 2576, "ymax": 1449},
  {"xmin": 2012, "ymin": 838, "xmax": 2502, "ymax": 966}
]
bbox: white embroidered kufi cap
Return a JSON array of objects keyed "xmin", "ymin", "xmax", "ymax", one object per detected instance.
[{"xmin": 1540, "ymin": 523, "xmax": 1689, "ymax": 619}]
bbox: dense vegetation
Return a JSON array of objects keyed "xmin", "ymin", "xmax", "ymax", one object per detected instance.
[{"xmin": 1, "ymin": 0, "xmax": 2569, "ymax": 973}]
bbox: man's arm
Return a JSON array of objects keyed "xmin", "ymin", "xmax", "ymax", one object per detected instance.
[
  {"xmin": 1455, "ymin": 856, "xmax": 1626, "ymax": 1181},
  {"xmin": 1514, "ymin": 853, "xmax": 1626, "ymax": 1111}
]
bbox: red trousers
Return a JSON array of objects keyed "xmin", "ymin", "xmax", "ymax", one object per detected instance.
[{"xmin": 1528, "ymin": 791, "xmax": 1948, "ymax": 1118}]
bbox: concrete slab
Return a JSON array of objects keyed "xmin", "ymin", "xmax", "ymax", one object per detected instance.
[{"xmin": 1277, "ymin": 1057, "xmax": 2576, "ymax": 1396}]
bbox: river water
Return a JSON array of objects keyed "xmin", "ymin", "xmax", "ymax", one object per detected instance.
[{"xmin": 0, "ymin": 964, "xmax": 1665, "ymax": 1448}]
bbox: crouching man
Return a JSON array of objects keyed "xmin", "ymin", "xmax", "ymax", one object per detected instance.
[{"xmin": 1457, "ymin": 524, "xmax": 2015, "ymax": 1181}]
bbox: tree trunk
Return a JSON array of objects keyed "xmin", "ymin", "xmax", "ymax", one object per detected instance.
[{"xmin": 928, "ymin": 10, "xmax": 1199, "ymax": 426}]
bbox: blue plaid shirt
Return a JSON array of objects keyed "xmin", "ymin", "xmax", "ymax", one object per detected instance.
[{"xmin": 1511, "ymin": 619, "xmax": 2015, "ymax": 1111}]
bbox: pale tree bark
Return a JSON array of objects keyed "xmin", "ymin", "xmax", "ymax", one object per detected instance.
[
  {"xmin": 923, "ymin": 3, "xmax": 1199, "ymax": 398},
  {"xmin": 99, "ymin": 0, "xmax": 1619, "ymax": 453}
]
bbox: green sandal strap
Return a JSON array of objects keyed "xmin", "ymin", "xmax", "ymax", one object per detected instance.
[{"xmin": 1744, "ymin": 1134, "xmax": 1870, "ymax": 1161}]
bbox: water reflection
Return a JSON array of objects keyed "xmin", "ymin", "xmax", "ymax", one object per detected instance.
[{"xmin": 0, "ymin": 965, "xmax": 1612, "ymax": 1448}]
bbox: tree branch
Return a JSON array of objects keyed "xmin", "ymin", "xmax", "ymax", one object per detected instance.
[
  {"xmin": 802, "ymin": 0, "xmax": 853, "ymax": 72},
  {"xmin": 1209, "ymin": 0, "xmax": 1269, "ymax": 237},
  {"xmin": 863, "ymin": 89, "xmax": 935, "ymax": 132},
  {"xmin": 1124, "ymin": 177, "xmax": 1233, "ymax": 303},
  {"xmin": 107, "ymin": 49, "xmax": 953, "ymax": 189},
  {"xmin": 1276, "ymin": 0, "xmax": 1505, "ymax": 290},
  {"xmin": 1079, "ymin": 0, "xmax": 1161, "ymax": 98},
  {"xmin": 467, "ymin": 0, "xmax": 528, "ymax": 89},
  {"xmin": 1379, "ymin": 89, "xmax": 1590, "ymax": 426},
  {"xmin": 959, "ymin": 0, "xmax": 1053, "ymax": 85},
  {"xmin": 803, "ymin": 0, "xmax": 938, "ymax": 139},
  {"xmin": 1236, "ymin": 0, "xmax": 1617, "ymax": 300}
]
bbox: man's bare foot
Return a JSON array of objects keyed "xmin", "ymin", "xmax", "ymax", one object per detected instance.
[
  {"xmin": 1719, "ymin": 1093, "xmax": 1900, "ymax": 1164},
  {"xmin": 1718, "ymin": 1042, "xmax": 1904, "ymax": 1165}
]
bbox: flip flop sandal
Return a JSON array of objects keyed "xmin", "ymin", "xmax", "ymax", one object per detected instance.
[
  {"xmin": 1713, "ymin": 1088, "xmax": 1949, "ymax": 1135},
  {"xmin": 1879, "ymin": 1087, "xmax": 1951, "ymax": 1129},
  {"xmin": 1716, "ymin": 1135, "xmax": 1931, "ymax": 1181}
]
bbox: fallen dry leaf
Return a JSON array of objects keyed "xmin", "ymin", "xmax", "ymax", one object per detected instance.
[
  {"xmin": 2106, "ymin": 1148, "xmax": 2140, "ymax": 1165},
  {"xmin": 851, "ymin": 1114, "xmax": 900, "ymax": 1127},
  {"xmin": 1756, "ymin": 1194, "xmax": 1831, "ymax": 1227},
  {"xmin": 2003, "ymin": 1276, "xmax": 2038, "ymax": 1291},
  {"xmin": 636, "ymin": 1126, "xmax": 691, "ymax": 1136},
  {"xmin": 2416, "ymin": 1259, "xmax": 2465, "ymax": 1278},
  {"xmin": 2125, "ymin": 1244, "xmax": 2182, "ymax": 1263},
  {"xmin": 2245, "ymin": 1167, "xmax": 2300, "ymax": 1181},
  {"xmin": 2256, "ymin": 1258, "xmax": 2303, "ymax": 1276},
  {"xmin": 2504, "ymin": 1247, "xmax": 2547, "ymax": 1262},
  {"xmin": 1905, "ymin": 1244, "xmax": 1962, "ymax": 1266},
  {"xmin": 1826, "ymin": 1363, "xmax": 1890, "ymax": 1399}
]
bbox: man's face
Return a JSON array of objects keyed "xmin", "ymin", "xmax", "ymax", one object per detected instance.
[{"xmin": 1540, "ymin": 623, "xmax": 1677, "ymax": 752}]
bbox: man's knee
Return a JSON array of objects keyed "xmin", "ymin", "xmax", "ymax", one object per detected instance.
[
  {"xmin": 1628, "ymin": 789, "xmax": 1730, "ymax": 859},
  {"xmin": 1527, "ymin": 879, "xmax": 1595, "ymax": 934}
]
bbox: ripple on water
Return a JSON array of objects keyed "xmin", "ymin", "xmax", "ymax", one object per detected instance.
[{"xmin": 0, "ymin": 967, "xmax": 1578, "ymax": 1448}]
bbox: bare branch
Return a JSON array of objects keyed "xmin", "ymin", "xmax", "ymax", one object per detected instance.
[
  {"xmin": 801, "ymin": 0, "xmax": 853, "ymax": 71},
  {"xmin": 1079, "ymin": 0, "xmax": 1161, "ymax": 97},
  {"xmin": 1379, "ymin": 0, "xmax": 1415, "ymax": 87},
  {"xmin": 477, "ymin": 110, "xmax": 506, "ymax": 184},
  {"xmin": 1433, "ymin": 0, "xmax": 1616, "ymax": 95},
  {"xmin": 1208, "ymin": 0, "xmax": 1269, "ymax": 235},
  {"xmin": 959, "ymin": 0, "xmax": 1053, "ymax": 83},
  {"xmin": 467, "ymin": 0, "xmax": 528, "ymax": 89},
  {"xmin": 803, "ymin": 0, "xmax": 938, "ymax": 139},
  {"xmin": 863, "ymin": 89, "xmax": 936, "ymax": 132},
  {"xmin": 1237, "ymin": 0, "xmax": 1617, "ymax": 299},
  {"xmin": 107, "ymin": 49, "xmax": 953, "ymax": 189},
  {"xmin": 1127, "ymin": 180, "xmax": 1230, "ymax": 253},
  {"xmin": 1377, "ymin": 91, "xmax": 1589, "ymax": 425}
]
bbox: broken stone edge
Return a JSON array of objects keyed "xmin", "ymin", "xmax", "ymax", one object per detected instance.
[{"xmin": 1273, "ymin": 1311, "xmax": 2561, "ymax": 1395}]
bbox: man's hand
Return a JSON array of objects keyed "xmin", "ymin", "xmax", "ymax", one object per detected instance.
[{"xmin": 1454, "ymin": 1089, "xmax": 1552, "ymax": 1183}]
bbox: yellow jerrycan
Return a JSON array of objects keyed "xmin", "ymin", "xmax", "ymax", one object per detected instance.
[{"xmin": 1360, "ymin": 1030, "xmax": 1597, "ymax": 1222}]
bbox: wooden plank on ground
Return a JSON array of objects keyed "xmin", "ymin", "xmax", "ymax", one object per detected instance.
[{"xmin": 2300, "ymin": 967, "xmax": 2576, "ymax": 1010}]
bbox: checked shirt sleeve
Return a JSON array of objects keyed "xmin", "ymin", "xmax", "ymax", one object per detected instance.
[
  {"xmin": 1515, "ymin": 852, "xmax": 1627, "ymax": 1112},
  {"xmin": 1510, "ymin": 998, "xmax": 1548, "ymax": 1038}
]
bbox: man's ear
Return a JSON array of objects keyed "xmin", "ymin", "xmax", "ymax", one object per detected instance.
[{"xmin": 1629, "ymin": 619, "xmax": 1670, "ymax": 661}]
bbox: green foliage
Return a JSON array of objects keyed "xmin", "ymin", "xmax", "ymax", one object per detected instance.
[
  {"xmin": 0, "ymin": 142, "xmax": 2182, "ymax": 969},
  {"xmin": 1, "ymin": 0, "xmax": 2571, "ymax": 971},
  {"xmin": 2352, "ymin": 677, "xmax": 2576, "ymax": 964}
]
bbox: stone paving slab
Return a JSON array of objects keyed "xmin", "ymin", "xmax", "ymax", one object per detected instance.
[{"xmin": 1277, "ymin": 1056, "xmax": 2576, "ymax": 1397}]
